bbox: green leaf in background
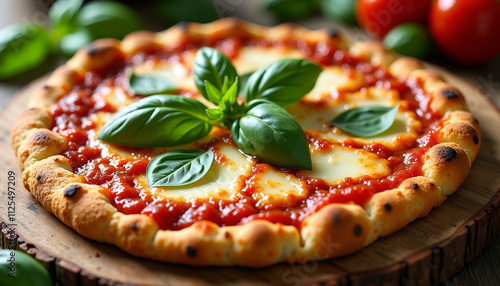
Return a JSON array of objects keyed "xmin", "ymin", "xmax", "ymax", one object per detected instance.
[
  {"xmin": 330, "ymin": 105, "xmax": 399, "ymax": 137},
  {"xmin": 193, "ymin": 47, "xmax": 239, "ymax": 103},
  {"xmin": 242, "ymin": 59, "xmax": 322, "ymax": 107},
  {"xmin": 98, "ymin": 95, "xmax": 212, "ymax": 147},
  {"xmin": 154, "ymin": 0, "xmax": 219, "ymax": 25},
  {"xmin": 59, "ymin": 28, "xmax": 94, "ymax": 57},
  {"xmin": 49, "ymin": 0, "xmax": 83, "ymax": 39},
  {"xmin": 0, "ymin": 23, "xmax": 51, "ymax": 80},
  {"xmin": 76, "ymin": 1, "xmax": 144, "ymax": 40},
  {"xmin": 264, "ymin": 0, "xmax": 320, "ymax": 20},
  {"xmin": 320, "ymin": 0, "xmax": 357, "ymax": 26},
  {"xmin": 147, "ymin": 149, "xmax": 214, "ymax": 187},
  {"xmin": 382, "ymin": 23, "xmax": 432, "ymax": 60},
  {"xmin": 231, "ymin": 99, "xmax": 312, "ymax": 170},
  {"xmin": 129, "ymin": 73, "xmax": 177, "ymax": 95},
  {"xmin": 0, "ymin": 249, "xmax": 52, "ymax": 286}
]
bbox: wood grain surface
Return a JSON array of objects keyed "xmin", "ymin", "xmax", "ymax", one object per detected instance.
[{"xmin": 0, "ymin": 63, "xmax": 499, "ymax": 285}]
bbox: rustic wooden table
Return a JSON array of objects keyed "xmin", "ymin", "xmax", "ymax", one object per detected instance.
[{"xmin": 1, "ymin": 0, "xmax": 499, "ymax": 285}]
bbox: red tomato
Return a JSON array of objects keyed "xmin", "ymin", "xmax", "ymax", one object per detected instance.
[
  {"xmin": 429, "ymin": 0, "xmax": 500, "ymax": 65},
  {"xmin": 356, "ymin": 0, "xmax": 431, "ymax": 39}
]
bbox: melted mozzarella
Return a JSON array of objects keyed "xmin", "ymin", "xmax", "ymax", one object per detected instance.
[
  {"xmin": 304, "ymin": 146, "xmax": 391, "ymax": 185},
  {"xmin": 304, "ymin": 66, "xmax": 363, "ymax": 102},
  {"xmin": 133, "ymin": 61, "xmax": 195, "ymax": 90},
  {"xmin": 249, "ymin": 165, "xmax": 308, "ymax": 208}
]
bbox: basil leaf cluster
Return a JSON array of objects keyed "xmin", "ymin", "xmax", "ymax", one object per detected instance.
[{"xmin": 99, "ymin": 47, "xmax": 322, "ymax": 187}]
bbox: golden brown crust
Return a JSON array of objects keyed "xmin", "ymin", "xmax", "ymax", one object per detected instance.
[
  {"xmin": 437, "ymin": 110, "xmax": 481, "ymax": 163},
  {"xmin": 10, "ymin": 18, "xmax": 480, "ymax": 267},
  {"xmin": 365, "ymin": 177, "xmax": 443, "ymax": 237},
  {"xmin": 422, "ymin": 143, "xmax": 471, "ymax": 196}
]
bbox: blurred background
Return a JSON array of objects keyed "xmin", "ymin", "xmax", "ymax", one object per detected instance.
[{"xmin": 0, "ymin": 0, "xmax": 499, "ymax": 285}]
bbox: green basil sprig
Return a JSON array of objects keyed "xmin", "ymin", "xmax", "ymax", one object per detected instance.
[
  {"xmin": 243, "ymin": 58, "xmax": 322, "ymax": 107},
  {"xmin": 100, "ymin": 47, "xmax": 322, "ymax": 187},
  {"xmin": 0, "ymin": 23, "xmax": 51, "ymax": 79},
  {"xmin": 129, "ymin": 72, "xmax": 177, "ymax": 95},
  {"xmin": 193, "ymin": 47, "xmax": 239, "ymax": 103},
  {"xmin": 147, "ymin": 149, "xmax": 214, "ymax": 187},
  {"xmin": 232, "ymin": 99, "xmax": 312, "ymax": 170},
  {"xmin": 330, "ymin": 105, "xmax": 399, "ymax": 137},
  {"xmin": 98, "ymin": 95, "xmax": 212, "ymax": 147}
]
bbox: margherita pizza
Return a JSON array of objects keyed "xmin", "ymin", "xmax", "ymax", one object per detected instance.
[{"xmin": 11, "ymin": 19, "xmax": 481, "ymax": 267}]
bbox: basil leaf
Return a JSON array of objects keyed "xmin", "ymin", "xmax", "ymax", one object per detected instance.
[
  {"xmin": 0, "ymin": 23, "xmax": 51, "ymax": 79},
  {"xmin": 239, "ymin": 71, "xmax": 254, "ymax": 90},
  {"xmin": 98, "ymin": 95, "xmax": 212, "ymax": 147},
  {"xmin": 206, "ymin": 108, "xmax": 224, "ymax": 121},
  {"xmin": 49, "ymin": 0, "xmax": 83, "ymax": 38},
  {"xmin": 330, "ymin": 105, "xmax": 399, "ymax": 137},
  {"xmin": 147, "ymin": 149, "xmax": 214, "ymax": 187},
  {"xmin": 204, "ymin": 80, "xmax": 223, "ymax": 104},
  {"xmin": 242, "ymin": 58, "xmax": 322, "ymax": 107},
  {"xmin": 129, "ymin": 73, "xmax": 176, "ymax": 95},
  {"xmin": 77, "ymin": 1, "xmax": 144, "ymax": 39},
  {"xmin": 154, "ymin": 0, "xmax": 219, "ymax": 25},
  {"xmin": 59, "ymin": 28, "xmax": 94, "ymax": 57},
  {"xmin": 231, "ymin": 99, "xmax": 312, "ymax": 170},
  {"xmin": 218, "ymin": 78, "xmax": 239, "ymax": 115},
  {"xmin": 193, "ymin": 47, "xmax": 238, "ymax": 103}
]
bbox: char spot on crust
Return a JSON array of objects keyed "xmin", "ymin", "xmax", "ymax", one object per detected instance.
[
  {"xmin": 442, "ymin": 90, "xmax": 459, "ymax": 99},
  {"xmin": 64, "ymin": 185, "xmax": 81, "ymax": 197},
  {"xmin": 178, "ymin": 21, "xmax": 188, "ymax": 30},
  {"xmin": 87, "ymin": 46, "xmax": 98, "ymax": 55},
  {"xmin": 473, "ymin": 136, "xmax": 479, "ymax": 144},
  {"xmin": 327, "ymin": 28, "xmax": 338, "ymax": 38},
  {"xmin": 34, "ymin": 131, "xmax": 48, "ymax": 141},
  {"xmin": 43, "ymin": 84, "xmax": 50, "ymax": 89},
  {"xmin": 130, "ymin": 223, "xmax": 137, "ymax": 230},
  {"xmin": 186, "ymin": 246, "xmax": 197, "ymax": 258},
  {"xmin": 332, "ymin": 214, "xmax": 340, "ymax": 222},
  {"xmin": 412, "ymin": 183, "xmax": 419, "ymax": 190},
  {"xmin": 384, "ymin": 203, "xmax": 392, "ymax": 211},
  {"xmin": 36, "ymin": 174, "xmax": 43, "ymax": 182},
  {"xmin": 438, "ymin": 146, "xmax": 457, "ymax": 162},
  {"xmin": 224, "ymin": 231, "xmax": 230, "ymax": 239},
  {"xmin": 353, "ymin": 225, "xmax": 362, "ymax": 237}
]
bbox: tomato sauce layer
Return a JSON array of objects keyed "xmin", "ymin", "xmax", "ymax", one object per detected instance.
[{"xmin": 50, "ymin": 34, "xmax": 440, "ymax": 231}]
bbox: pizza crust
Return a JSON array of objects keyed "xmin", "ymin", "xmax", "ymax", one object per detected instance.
[{"xmin": 10, "ymin": 18, "xmax": 481, "ymax": 267}]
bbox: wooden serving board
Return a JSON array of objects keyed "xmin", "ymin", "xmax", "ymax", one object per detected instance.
[{"xmin": 1, "ymin": 68, "xmax": 500, "ymax": 286}]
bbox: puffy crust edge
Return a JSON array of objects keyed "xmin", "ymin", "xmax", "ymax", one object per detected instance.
[{"xmin": 10, "ymin": 18, "xmax": 480, "ymax": 267}]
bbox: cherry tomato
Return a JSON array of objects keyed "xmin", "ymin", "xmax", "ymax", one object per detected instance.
[
  {"xmin": 429, "ymin": 0, "xmax": 500, "ymax": 65},
  {"xmin": 356, "ymin": 0, "xmax": 431, "ymax": 39}
]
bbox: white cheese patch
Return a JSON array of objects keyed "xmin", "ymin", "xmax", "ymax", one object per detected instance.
[
  {"xmin": 249, "ymin": 165, "xmax": 308, "ymax": 209},
  {"xmin": 303, "ymin": 146, "xmax": 391, "ymax": 185},
  {"xmin": 233, "ymin": 46, "xmax": 303, "ymax": 75},
  {"xmin": 304, "ymin": 66, "xmax": 364, "ymax": 102},
  {"xmin": 133, "ymin": 61, "xmax": 196, "ymax": 91}
]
